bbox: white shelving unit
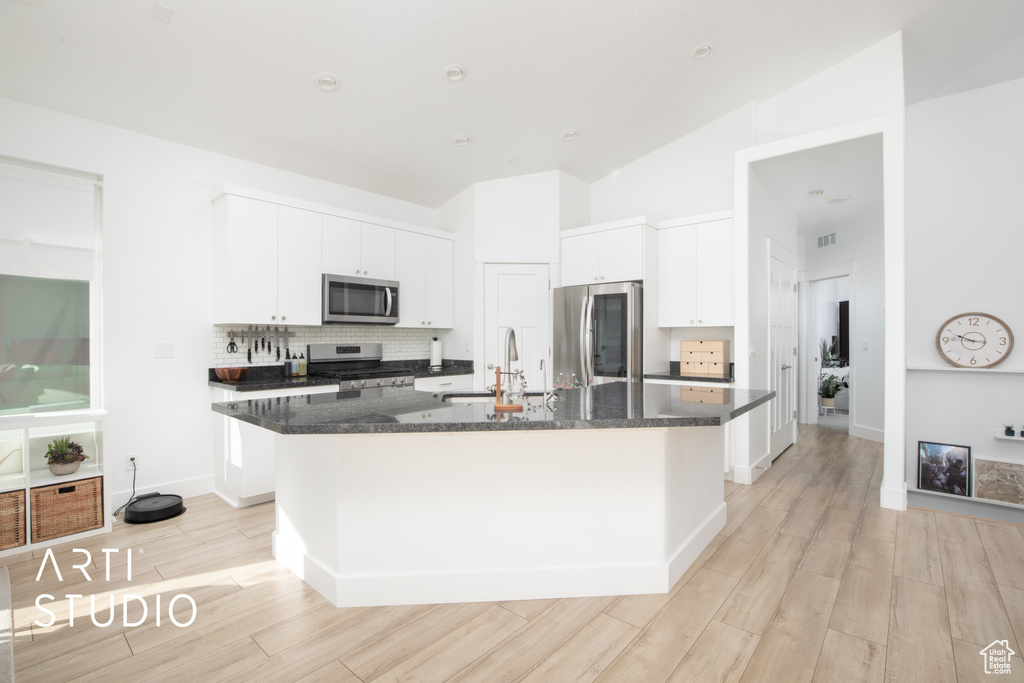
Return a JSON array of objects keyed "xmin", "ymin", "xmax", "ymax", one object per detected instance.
[
  {"xmin": 994, "ymin": 430, "xmax": 1024, "ymax": 443},
  {"xmin": 0, "ymin": 409, "xmax": 110, "ymax": 557}
]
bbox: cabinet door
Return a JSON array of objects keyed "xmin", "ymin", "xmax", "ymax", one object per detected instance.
[
  {"xmin": 277, "ymin": 206, "xmax": 323, "ymax": 326},
  {"xmin": 695, "ymin": 219, "xmax": 734, "ymax": 326},
  {"xmin": 560, "ymin": 232, "xmax": 600, "ymax": 286},
  {"xmin": 322, "ymin": 215, "xmax": 361, "ymax": 276},
  {"xmin": 424, "ymin": 236, "xmax": 454, "ymax": 328},
  {"xmin": 394, "ymin": 230, "xmax": 426, "ymax": 328},
  {"xmin": 599, "ymin": 225, "xmax": 644, "ymax": 283},
  {"xmin": 657, "ymin": 225, "xmax": 698, "ymax": 326},
  {"xmin": 359, "ymin": 224, "xmax": 396, "ymax": 280},
  {"xmin": 216, "ymin": 195, "xmax": 278, "ymax": 323}
]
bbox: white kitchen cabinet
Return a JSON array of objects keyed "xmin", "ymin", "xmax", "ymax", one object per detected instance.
[
  {"xmin": 413, "ymin": 374, "xmax": 473, "ymax": 393},
  {"xmin": 212, "ymin": 194, "xmax": 323, "ymax": 325},
  {"xmin": 211, "ymin": 384, "xmax": 339, "ymax": 507},
  {"xmin": 394, "ymin": 231, "xmax": 454, "ymax": 328},
  {"xmin": 277, "ymin": 206, "xmax": 323, "ymax": 326},
  {"xmin": 322, "ymin": 215, "xmax": 395, "ymax": 280},
  {"xmin": 560, "ymin": 224, "xmax": 643, "ymax": 286},
  {"xmin": 658, "ymin": 218, "xmax": 734, "ymax": 327}
]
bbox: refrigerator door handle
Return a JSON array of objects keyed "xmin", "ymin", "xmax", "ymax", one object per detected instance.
[
  {"xmin": 584, "ymin": 295, "xmax": 595, "ymax": 385},
  {"xmin": 579, "ymin": 296, "xmax": 590, "ymax": 385}
]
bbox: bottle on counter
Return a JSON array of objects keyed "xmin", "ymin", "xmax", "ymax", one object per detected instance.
[{"xmin": 298, "ymin": 353, "xmax": 307, "ymax": 377}]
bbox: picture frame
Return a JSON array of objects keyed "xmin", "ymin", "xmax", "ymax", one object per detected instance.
[{"xmin": 918, "ymin": 441, "xmax": 971, "ymax": 497}]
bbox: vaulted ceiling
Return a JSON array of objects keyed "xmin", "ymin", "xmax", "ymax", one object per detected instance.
[{"xmin": 1, "ymin": 0, "xmax": 1023, "ymax": 208}]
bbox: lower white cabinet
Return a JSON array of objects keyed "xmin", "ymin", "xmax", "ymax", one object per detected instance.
[
  {"xmin": 414, "ymin": 374, "xmax": 472, "ymax": 393},
  {"xmin": 0, "ymin": 410, "xmax": 109, "ymax": 557},
  {"xmin": 212, "ymin": 385, "xmax": 338, "ymax": 507}
]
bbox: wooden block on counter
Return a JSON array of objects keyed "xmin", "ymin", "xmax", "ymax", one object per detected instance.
[
  {"xmin": 705, "ymin": 362, "xmax": 729, "ymax": 378},
  {"xmin": 681, "ymin": 361, "xmax": 708, "ymax": 377},
  {"xmin": 679, "ymin": 386, "xmax": 728, "ymax": 405}
]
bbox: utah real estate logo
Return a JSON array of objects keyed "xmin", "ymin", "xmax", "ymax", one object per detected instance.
[{"xmin": 980, "ymin": 640, "xmax": 1015, "ymax": 675}]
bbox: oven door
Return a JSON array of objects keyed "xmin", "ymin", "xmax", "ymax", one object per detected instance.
[{"xmin": 322, "ymin": 274, "xmax": 399, "ymax": 324}]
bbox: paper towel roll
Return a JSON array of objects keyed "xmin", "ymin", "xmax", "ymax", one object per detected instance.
[{"xmin": 430, "ymin": 339, "xmax": 443, "ymax": 368}]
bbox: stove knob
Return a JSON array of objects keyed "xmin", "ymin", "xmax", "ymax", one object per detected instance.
[
  {"xmin": 376, "ymin": 378, "xmax": 383, "ymax": 387},
  {"xmin": 360, "ymin": 380, "xmax": 367, "ymax": 388},
  {"xmin": 398, "ymin": 377, "xmax": 406, "ymax": 385},
  {"xmin": 350, "ymin": 381, "xmax": 358, "ymax": 390}
]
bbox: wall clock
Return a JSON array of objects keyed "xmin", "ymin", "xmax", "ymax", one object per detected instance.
[{"xmin": 936, "ymin": 312, "xmax": 1014, "ymax": 368}]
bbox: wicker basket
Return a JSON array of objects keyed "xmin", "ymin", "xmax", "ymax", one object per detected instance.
[
  {"xmin": 0, "ymin": 489, "xmax": 26, "ymax": 550},
  {"xmin": 31, "ymin": 476, "xmax": 103, "ymax": 542}
]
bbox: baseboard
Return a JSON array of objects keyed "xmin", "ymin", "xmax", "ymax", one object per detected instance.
[
  {"xmin": 850, "ymin": 424, "xmax": 884, "ymax": 442},
  {"xmin": 273, "ymin": 503, "xmax": 728, "ymax": 608},
  {"xmin": 733, "ymin": 450, "xmax": 771, "ymax": 485},
  {"xmin": 111, "ymin": 475, "xmax": 213, "ymax": 511},
  {"xmin": 880, "ymin": 480, "xmax": 907, "ymax": 511}
]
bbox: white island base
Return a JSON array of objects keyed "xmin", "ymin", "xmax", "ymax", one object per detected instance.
[{"xmin": 272, "ymin": 426, "xmax": 726, "ymax": 607}]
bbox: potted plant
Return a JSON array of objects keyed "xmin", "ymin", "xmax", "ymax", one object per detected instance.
[
  {"xmin": 818, "ymin": 372, "xmax": 845, "ymax": 407},
  {"xmin": 1006, "ymin": 425, "xmax": 1016, "ymax": 437},
  {"xmin": 45, "ymin": 435, "xmax": 88, "ymax": 476},
  {"xmin": 820, "ymin": 338, "xmax": 837, "ymax": 368}
]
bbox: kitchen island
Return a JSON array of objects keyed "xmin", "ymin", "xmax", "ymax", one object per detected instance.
[{"xmin": 212, "ymin": 382, "xmax": 773, "ymax": 607}]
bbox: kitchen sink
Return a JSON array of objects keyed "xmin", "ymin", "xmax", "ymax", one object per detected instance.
[{"xmin": 441, "ymin": 391, "xmax": 552, "ymax": 404}]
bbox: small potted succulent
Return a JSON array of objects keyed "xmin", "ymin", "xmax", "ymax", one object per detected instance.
[
  {"xmin": 1006, "ymin": 425, "xmax": 1016, "ymax": 437},
  {"xmin": 45, "ymin": 435, "xmax": 88, "ymax": 476}
]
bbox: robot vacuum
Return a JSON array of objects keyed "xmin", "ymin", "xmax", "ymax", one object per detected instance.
[{"xmin": 124, "ymin": 492, "xmax": 186, "ymax": 524}]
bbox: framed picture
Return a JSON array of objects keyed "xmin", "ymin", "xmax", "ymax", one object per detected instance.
[{"xmin": 918, "ymin": 441, "xmax": 971, "ymax": 497}]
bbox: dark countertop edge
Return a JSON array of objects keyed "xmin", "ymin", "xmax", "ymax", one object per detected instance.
[
  {"xmin": 209, "ymin": 360, "xmax": 474, "ymax": 392},
  {"xmin": 643, "ymin": 373, "xmax": 734, "ymax": 384},
  {"xmin": 209, "ymin": 390, "xmax": 775, "ymax": 435}
]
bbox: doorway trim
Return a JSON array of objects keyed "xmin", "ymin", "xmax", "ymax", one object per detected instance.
[{"xmin": 734, "ymin": 112, "xmax": 906, "ymax": 511}]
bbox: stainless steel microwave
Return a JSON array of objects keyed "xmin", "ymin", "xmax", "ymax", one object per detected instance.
[{"xmin": 322, "ymin": 274, "xmax": 399, "ymax": 325}]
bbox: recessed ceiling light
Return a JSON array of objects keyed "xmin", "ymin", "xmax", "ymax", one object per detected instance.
[
  {"xmin": 826, "ymin": 194, "xmax": 852, "ymax": 204},
  {"xmin": 314, "ymin": 73, "xmax": 341, "ymax": 92},
  {"xmin": 808, "ymin": 189, "xmax": 824, "ymax": 198},
  {"xmin": 562, "ymin": 129, "xmax": 579, "ymax": 141},
  {"xmin": 443, "ymin": 64, "xmax": 467, "ymax": 82},
  {"xmin": 692, "ymin": 43, "xmax": 712, "ymax": 59},
  {"xmin": 452, "ymin": 135, "xmax": 472, "ymax": 147}
]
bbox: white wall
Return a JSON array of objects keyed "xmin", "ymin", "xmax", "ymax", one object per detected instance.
[
  {"xmin": 802, "ymin": 211, "xmax": 885, "ymax": 440},
  {"xmin": 904, "ymin": 76, "xmax": 1024, "ymax": 489},
  {"xmin": 0, "ymin": 96, "xmax": 438, "ymax": 506},
  {"xmin": 589, "ymin": 104, "xmax": 756, "ymax": 224},
  {"xmin": 437, "ymin": 184, "xmax": 477, "ymax": 363},
  {"xmin": 473, "ymin": 170, "xmax": 562, "ymax": 263},
  {"xmin": 755, "ymin": 33, "xmax": 905, "ymax": 144}
]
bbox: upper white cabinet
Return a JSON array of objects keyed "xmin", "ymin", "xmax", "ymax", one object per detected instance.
[
  {"xmin": 213, "ymin": 195, "xmax": 323, "ymax": 325},
  {"xmin": 395, "ymin": 231, "xmax": 454, "ymax": 328},
  {"xmin": 322, "ymin": 215, "xmax": 395, "ymax": 280},
  {"xmin": 561, "ymin": 224, "xmax": 644, "ymax": 286},
  {"xmin": 657, "ymin": 217, "xmax": 734, "ymax": 327}
]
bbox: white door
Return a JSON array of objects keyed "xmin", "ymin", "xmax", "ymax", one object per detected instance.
[
  {"xmin": 484, "ymin": 264, "xmax": 550, "ymax": 392},
  {"xmin": 769, "ymin": 245, "xmax": 798, "ymax": 460}
]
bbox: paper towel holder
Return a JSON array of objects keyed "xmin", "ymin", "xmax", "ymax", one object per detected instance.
[{"xmin": 429, "ymin": 336, "xmax": 443, "ymax": 372}]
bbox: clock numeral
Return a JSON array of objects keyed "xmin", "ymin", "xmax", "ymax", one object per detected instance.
[
  {"xmin": 970, "ymin": 357, "xmax": 978, "ymax": 365},
  {"xmin": 942, "ymin": 336, "xmax": 950, "ymax": 344},
  {"xmin": 1000, "ymin": 337, "xmax": 1007, "ymax": 346},
  {"xmin": 968, "ymin": 317, "xmax": 980, "ymax": 326}
]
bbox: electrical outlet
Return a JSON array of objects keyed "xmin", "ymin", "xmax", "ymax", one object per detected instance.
[{"xmin": 126, "ymin": 452, "xmax": 139, "ymax": 472}]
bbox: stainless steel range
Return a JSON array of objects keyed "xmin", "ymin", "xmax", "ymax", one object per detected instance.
[{"xmin": 307, "ymin": 343, "xmax": 416, "ymax": 390}]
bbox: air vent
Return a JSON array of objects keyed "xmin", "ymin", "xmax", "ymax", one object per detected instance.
[{"xmin": 816, "ymin": 233, "xmax": 837, "ymax": 248}]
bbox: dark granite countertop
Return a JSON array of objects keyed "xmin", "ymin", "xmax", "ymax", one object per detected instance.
[
  {"xmin": 644, "ymin": 361, "xmax": 734, "ymax": 384},
  {"xmin": 208, "ymin": 359, "xmax": 474, "ymax": 392},
  {"xmin": 211, "ymin": 381, "xmax": 774, "ymax": 435}
]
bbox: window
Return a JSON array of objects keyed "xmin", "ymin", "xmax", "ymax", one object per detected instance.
[{"xmin": 0, "ymin": 158, "xmax": 100, "ymax": 416}]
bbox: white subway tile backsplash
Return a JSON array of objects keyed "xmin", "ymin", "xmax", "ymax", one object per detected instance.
[{"xmin": 213, "ymin": 324, "xmax": 439, "ymax": 367}]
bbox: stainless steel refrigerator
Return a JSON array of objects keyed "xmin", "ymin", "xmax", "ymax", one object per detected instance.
[{"xmin": 552, "ymin": 281, "xmax": 642, "ymax": 386}]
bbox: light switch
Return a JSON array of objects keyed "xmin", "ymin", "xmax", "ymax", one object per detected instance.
[
  {"xmin": 749, "ymin": 341, "xmax": 756, "ymax": 356},
  {"xmin": 862, "ymin": 340, "xmax": 869, "ymax": 351},
  {"xmin": 154, "ymin": 342, "xmax": 173, "ymax": 358}
]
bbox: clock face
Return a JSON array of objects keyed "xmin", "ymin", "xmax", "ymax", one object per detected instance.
[{"xmin": 936, "ymin": 312, "xmax": 1014, "ymax": 368}]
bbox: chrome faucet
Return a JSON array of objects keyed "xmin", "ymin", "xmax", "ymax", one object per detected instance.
[{"xmin": 503, "ymin": 327, "xmax": 519, "ymax": 401}]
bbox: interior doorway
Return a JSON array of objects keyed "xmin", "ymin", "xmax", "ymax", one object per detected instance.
[{"xmin": 809, "ymin": 275, "xmax": 851, "ymax": 434}]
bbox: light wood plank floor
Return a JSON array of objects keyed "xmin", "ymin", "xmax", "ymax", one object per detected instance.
[{"xmin": 7, "ymin": 424, "xmax": 1024, "ymax": 682}]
